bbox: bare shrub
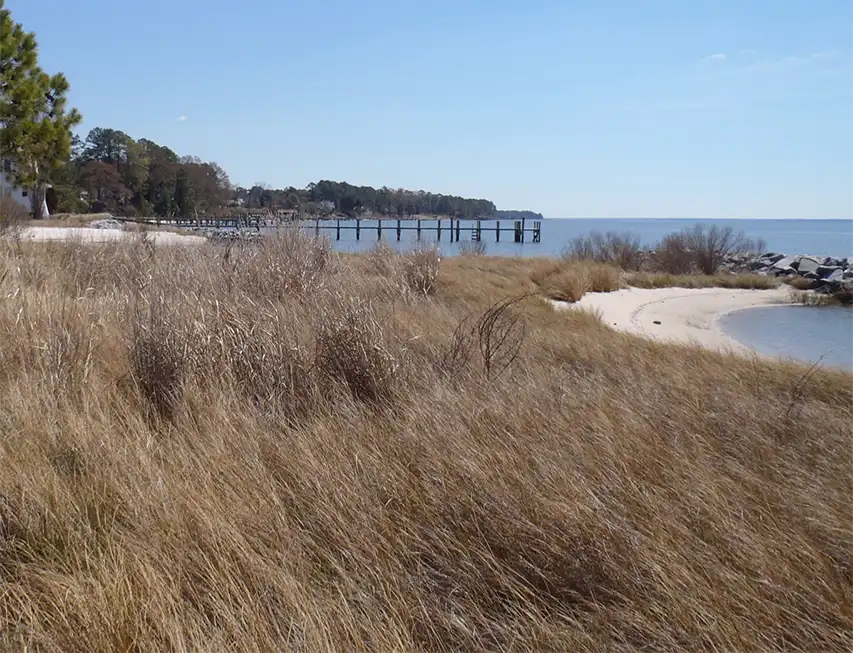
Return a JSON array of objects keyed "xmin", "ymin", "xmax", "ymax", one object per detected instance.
[
  {"xmin": 688, "ymin": 224, "xmax": 765, "ymax": 275},
  {"xmin": 314, "ymin": 295, "xmax": 399, "ymax": 404},
  {"xmin": 653, "ymin": 231, "xmax": 695, "ymax": 274},
  {"xmin": 476, "ymin": 296, "xmax": 527, "ymax": 380},
  {"xmin": 437, "ymin": 316, "xmax": 476, "ymax": 379},
  {"xmin": 654, "ymin": 225, "xmax": 766, "ymax": 275},
  {"xmin": 403, "ymin": 245, "xmax": 440, "ymax": 296},
  {"xmin": 564, "ymin": 231, "xmax": 642, "ymax": 270},
  {"xmin": 458, "ymin": 239, "xmax": 487, "ymax": 256}
]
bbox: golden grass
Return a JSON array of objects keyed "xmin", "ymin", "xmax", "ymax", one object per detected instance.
[
  {"xmin": 0, "ymin": 234, "xmax": 851, "ymax": 652},
  {"xmin": 625, "ymin": 271, "xmax": 779, "ymax": 290},
  {"xmin": 531, "ymin": 259, "xmax": 622, "ymax": 301}
]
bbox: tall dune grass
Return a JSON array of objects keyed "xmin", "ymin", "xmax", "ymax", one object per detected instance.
[{"xmin": 0, "ymin": 233, "xmax": 850, "ymax": 652}]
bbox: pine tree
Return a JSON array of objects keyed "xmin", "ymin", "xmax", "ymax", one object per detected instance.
[{"xmin": 0, "ymin": 0, "xmax": 81, "ymax": 218}]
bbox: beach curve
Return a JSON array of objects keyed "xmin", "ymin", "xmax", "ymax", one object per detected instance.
[{"xmin": 553, "ymin": 286, "xmax": 792, "ymax": 353}]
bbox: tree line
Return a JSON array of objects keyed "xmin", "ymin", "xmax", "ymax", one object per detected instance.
[
  {"xmin": 234, "ymin": 180, "xmax": 496, "ymax": 219},
  {"xmin": 46, "ymin": 136, "xmax": 499, "ymax": 218},
  {"xmin": 48, "ymin": 128, "xmax": 232, "ymax": 218},
  {"xmin": 1, "ymin": 2, "xmax": 515, "ymax": 221}
]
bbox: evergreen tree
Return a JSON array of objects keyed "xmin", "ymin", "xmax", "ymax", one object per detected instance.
[{"xmin": 0, "ymin": 0, "xmax": 81, "ymax": 218}]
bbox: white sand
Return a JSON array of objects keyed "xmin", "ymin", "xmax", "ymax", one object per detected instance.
[
  {"xmin": 20, "ymin": 226, "xmax": 206, "ymax": 246},
  {"xmin": 553, "ymin": 286, "xmax": 792, "ymax": 353}
]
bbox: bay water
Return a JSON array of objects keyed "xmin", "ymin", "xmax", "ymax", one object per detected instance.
[
  {"xmin": 718, "ymin": 305, "xmax": 853, "ymax": 372},
  {"xmin": 271, "ymin": 217, "xmax": 853, "ymax": 368},
  {"xmin": 307, "ymin": 218, "xmax": 852, "ymax": 259}
]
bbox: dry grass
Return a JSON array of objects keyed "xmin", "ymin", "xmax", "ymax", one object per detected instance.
[
  {"xmin": 25, "ymin": 212, "xmax": 114, "ymax": 228},
  {"xmin": 0, "ymin": 234, "xmax": 851, "ymax": 652},
  {"xmin": 785, "ymin": 275, "xmax": 820, "ymax": 291},
  {"xmin": 532, "ymin": 259, "xmax": 622, "ymax": 301},
  {"xmin": 626, "ymin": 272, "xmax": 779, "ymax": 290},
  {"xmin": 0, "ymin": 196, "xmax": 29, "ymax": 238}
]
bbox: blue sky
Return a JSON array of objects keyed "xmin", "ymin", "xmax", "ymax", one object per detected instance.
[{"xmin": 11, "ymin": 0, "xmax": 853, "ymax": 218}]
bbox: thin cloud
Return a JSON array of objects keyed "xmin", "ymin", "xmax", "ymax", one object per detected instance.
[
  {"xmin": 810, "ymin": 51, "xmax": 836, "ymax": 61},
  {"xmin": 703, "ymin": 53, "xmax": 726, "ymax": 61},
  {"xmin": 178, "ymin": 115, "xmax": 188, "ymax": 122},
  {"xmin": 743, "ymin": 52, "xmax": 834, "ymax": 74}
]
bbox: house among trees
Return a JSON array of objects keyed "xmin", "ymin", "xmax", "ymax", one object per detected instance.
[{"xmin": 1, "ymin": 158, "xmax": 50, "ymax": 217}]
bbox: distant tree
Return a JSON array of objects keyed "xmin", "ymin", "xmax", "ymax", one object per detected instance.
[
  {"xmin": 0, "ymin": 0, "xmax": 82, "ymax": 218},
  {"xmin": 173, "ymin": 167, "xmax": 195, "ymax": 216},
  {"xmin": 82, "ymin": 127, "xmax": 129, "ymax": 167},
  {"xmin": 78, "ymin": 160, "xmax": 129, "ymax": 212}
]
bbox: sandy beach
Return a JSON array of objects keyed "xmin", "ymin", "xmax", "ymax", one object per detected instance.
[
  {"xmin": 554, "ymin": 286, "xmax": 793, "ymax": 353},
  {"xmin": 20, "ymin": 226, "xmax": 206, "ymax": 246}
]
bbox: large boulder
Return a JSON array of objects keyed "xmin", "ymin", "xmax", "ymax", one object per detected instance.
[
  {"xmin": 796, "ymin": 257, "xmax": 820, "ymax": 275},
  {"xmin": 802, "ymin": 271, "xmax": 821, "ymax": 281},
  {"xmin": 772, "ymin": 256, "xmax": 796, "ymax": 270},
  {"xmin": 764, "ymin": 253, "xmax": 786, "ymax": 264},
  {"xmin": 817, "ymin": 265, "xmax": 842, "ymax": 278},
  {"xmin": 825, "ymin": 269, "xmax": 845, "ymax": 283}
]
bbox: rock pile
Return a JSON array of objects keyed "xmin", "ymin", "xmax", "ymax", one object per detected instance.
[
  {"xmin": 193, "ymin": 228, "xmax": 263, "ymax": 244},
  {"xmin": 90, "ymin": 218, "xmax": 125, "ymax": 230},
  {"xmin": 724, "ymin": 253, "xmax": 852, "ymax": 294}
]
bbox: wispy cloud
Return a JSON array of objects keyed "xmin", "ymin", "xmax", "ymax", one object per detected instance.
[
  {"xmin": 703, "ymin": 53, "xmax": 726, "ymax": 61},
  {"xmin": 743, "ymin": 51, "xmax": 837, "ymax": 74},
  {"xmin": 178, "ymin": 115, "xmax": 188, "ymax": 122}
]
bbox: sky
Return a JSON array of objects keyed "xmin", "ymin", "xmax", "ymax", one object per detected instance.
[{"xmin": 9, "ymin": 0, "xmax": 853, "ymax": 218}]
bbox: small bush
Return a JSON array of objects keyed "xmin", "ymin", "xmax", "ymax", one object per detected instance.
[
  {"xmin": 403, "ymin": 246, "xmax": 440, "ymax": 296},
  {"xmin": 564, "ymin": 231, "xmax": 642, "ymax": 270}
]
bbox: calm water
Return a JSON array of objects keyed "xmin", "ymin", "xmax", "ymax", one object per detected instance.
[
  {"xmin": 719, "ymin": 306, "xmax": 853, "ymax": 371},
  {"xmin": 283, "ymin": 218, "xmax": 853, "ymax": 259}
]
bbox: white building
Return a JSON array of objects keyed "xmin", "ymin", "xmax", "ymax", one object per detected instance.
[{"xmin": 1, "ymin": 158, "xmax": 50, "ymax": 217}]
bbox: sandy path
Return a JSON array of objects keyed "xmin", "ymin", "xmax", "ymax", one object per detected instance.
[
  {"xmin": 20, "ymin": 227, "xmax": 206, "ymax": 246},
  {"xmin": 553, "ymin": 286, "xmax": 792, "ymax": 352}
]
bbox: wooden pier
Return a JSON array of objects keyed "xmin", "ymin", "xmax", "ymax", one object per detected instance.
[{"xmin": 118, "ymin": 216, "xmax": 542, "ymax": 244}]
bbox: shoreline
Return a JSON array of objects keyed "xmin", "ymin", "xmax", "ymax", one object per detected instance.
[
  {"xmin": 553, "ymin": 286, "xmax": 793, "ymax": 354},
  {"xmin": 19, "ymin": 226, "xmax": 206, "ymax": 246}
]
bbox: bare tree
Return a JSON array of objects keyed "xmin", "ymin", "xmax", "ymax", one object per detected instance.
[{"xmin": 686, "ymin": 225, "xmax": 766, "ymax": 275}]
